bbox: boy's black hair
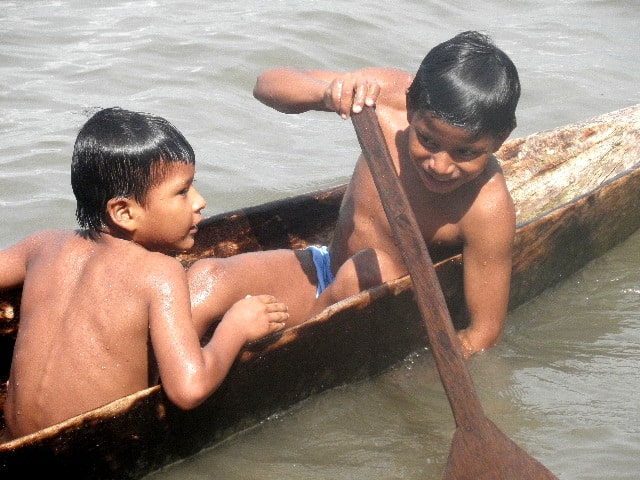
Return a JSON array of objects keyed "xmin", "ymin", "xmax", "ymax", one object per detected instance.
[
  {"xmin": 407, "ymin": 30, "xmax": 520, "ymax": 138},
  {"xmin": 71, "ymin": 107, "xmax": 195, "ymax": 231}
]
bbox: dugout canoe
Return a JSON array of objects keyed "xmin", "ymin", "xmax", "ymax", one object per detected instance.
[{"xmin": 1, "ymin": 104, "xmax": 640, "ymax": 479}]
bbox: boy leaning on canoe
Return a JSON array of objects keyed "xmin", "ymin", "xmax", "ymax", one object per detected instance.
[
  {"xmin": 0, "ymin": 107, "xmax": 289, "ymax": 440},
  {"xmin": 189, "ymin": 30, "xmax": 521, "ymax": 359}
]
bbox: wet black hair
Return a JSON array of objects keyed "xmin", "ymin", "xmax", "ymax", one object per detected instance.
[
  {"xmin": 407, "ymin": 31, "xmax": 520, "ymax": 138},
  {"xmin": 71, "ymin": 107, "xmax": 195, "ymax": 231}
]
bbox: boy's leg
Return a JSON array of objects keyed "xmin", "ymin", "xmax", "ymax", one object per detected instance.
[
  {"xmin": 314, "ymin": 248, "xmax": 404, "ymax": 314},
  {"xmin": 188, "ymin": 249, "xmax": 320, "ymax": 337}
]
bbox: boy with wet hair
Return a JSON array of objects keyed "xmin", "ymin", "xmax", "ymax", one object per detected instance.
[
  {"xmin": 190, "ymin": 31, "xmax": 520, "ymax": 358},
  {"xmin": 1, "ymin": 107, "xmax": 288, "ymax": 439},
  {"xmin": 406, "ymin": 31, "xmax": 519, "ymax": 136}
]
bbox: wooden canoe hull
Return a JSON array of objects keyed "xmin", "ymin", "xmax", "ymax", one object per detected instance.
[{"xmin": 1, "ymin": 105, "xmax": 639, "ymax": 479}]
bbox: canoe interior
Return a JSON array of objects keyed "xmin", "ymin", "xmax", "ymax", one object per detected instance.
[{"xmin": 0, "ymin": 104, "xmax": 639, "ymax": 479}]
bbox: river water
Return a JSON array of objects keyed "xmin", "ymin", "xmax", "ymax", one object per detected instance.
[{"xmin": 1, "ymin": 1, "xmax": 639, "ymax": 479}]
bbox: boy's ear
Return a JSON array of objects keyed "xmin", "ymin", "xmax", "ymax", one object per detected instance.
[{"xmin": 105, "ymin": 197, "xmax": 141, "ymax": 232}]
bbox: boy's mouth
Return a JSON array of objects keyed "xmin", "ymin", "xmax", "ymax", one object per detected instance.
[{"xmin": 420, "ymin": 170, "xmax": 459, "ymax": 193}]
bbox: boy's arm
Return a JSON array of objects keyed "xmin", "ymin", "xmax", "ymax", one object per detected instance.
[
  {"xmin": 197, "ymin": 294, "xmax": 287, "ymax": 385},
  {"xmin": 0, "ymin": 234, "xmax": 40, "ymax": 290},
  {"xmin": 149, "ymin": 258, "xmax": 287, "ymax": 410},
  {"xmin": 253, "ymin": 67, "xmax": 411, "ymax": 119},
  {"xmin": 458, "ymin": 196, "xmax": 516, "ymax": 359}
]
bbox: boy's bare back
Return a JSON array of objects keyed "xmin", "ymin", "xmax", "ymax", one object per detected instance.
[{"xmin": 4, "ymin": 229, "xmax": 186, "ymax": 436}]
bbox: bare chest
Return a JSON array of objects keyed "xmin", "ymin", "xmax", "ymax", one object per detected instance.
[{"xmin": 339, "ymin": 171, "xmax": 468, "ymax": 258}]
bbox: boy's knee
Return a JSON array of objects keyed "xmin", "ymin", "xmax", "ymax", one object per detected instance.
[
  {"xmin": 188, "ymin": 259, "xmax": 209, "ymax": 279},
  {"xmin": 334, "ymin": 248, "xmax": 385, "ymax": 293},
  {"xmin": 187, "ymin": 259, "xmax": 226, "ymax": 291},
  {"xmin": 352, "ymin": 248, "xmax": 404, "ymax": 288}
]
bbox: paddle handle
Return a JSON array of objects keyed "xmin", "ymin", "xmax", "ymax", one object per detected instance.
[{"xmin": 351, "ymin": 106, "xmax": 484, "ymax": 428}]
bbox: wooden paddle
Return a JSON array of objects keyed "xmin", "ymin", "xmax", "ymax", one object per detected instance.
[{"xmin": 351, "ymin": 106, "xmax": 558, "ymax": 480}]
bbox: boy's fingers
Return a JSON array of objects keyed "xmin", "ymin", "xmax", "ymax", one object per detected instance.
[
  {"xmin": 252, "ymin": 294, "xmax": 276, "ymax": 303},
  {"xmin": 351, "ymin": 79, "xmax": 379, "ymax": 113},
  {"xmin": 270, "ymin": 320, "xmax": 286, "ymax": 331},
  {"xmin": 263, "ymin": 299, "xmax": 286, "ymax": 310},
  {"xmin": 365, "ymin": 82, "xmax": 380, "ymax": 106},
  {"xmin": 269, "ymin": 311, "xmax": 289, "ymax": 326},
  {"xmin": 335, "ymin": 80, "xmax": 345, "ymax": 118},
  {"xmin": 352, "ymin": 83, "xmax": 367, "ymax": 113},
  {"xmin": 324, "ymin": 76, "xmax": 379, "ymax": 118},
  {"xmin": 275, "ymin": 308, "xmax": 289, "ymax": 321}
]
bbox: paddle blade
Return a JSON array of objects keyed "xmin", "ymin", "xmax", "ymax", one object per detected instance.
[{"xmin": 443, "ymin": 418, "xmax": 557, "ymax": 480}]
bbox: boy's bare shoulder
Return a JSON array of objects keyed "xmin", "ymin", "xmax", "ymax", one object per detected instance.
[
  {"xmin": 463, "ymin": 161, "xmax": 515, "ymax": 241},
  {"xmin": 14, "ymin": 229, "xmax": 78, "ymax": 252},
  {"xmin": 359, "ymin": 66, "xmax": 413, "ymax": 83},
  {"xmin": 26, "ymin": 228, "xmax": 75, "ymax": 241},
  {"xmin": 474, "ymin": 161, "xmax": 513, "ymax": 211},
  {"xmin": 123, "ymin": 247, "xmax": 188, "ymax": 287},
  {"xmin": 359, "ymin": 67, "xmax": 413, "ymax": 108}
]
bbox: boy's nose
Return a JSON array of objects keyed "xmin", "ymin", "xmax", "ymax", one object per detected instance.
[
  {"xmin": 428, "ymin": 151, "xmax": 455, "ymax": 176},
  {"xmin": 192, "ymin": 188, "xmax": 207, "ymax": 213}
]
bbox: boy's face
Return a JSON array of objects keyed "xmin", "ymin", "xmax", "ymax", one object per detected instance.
[
  {"xmin": 131, "ymin": 163, "xmax": 206, "ymax": 253},
  {"xmin": 407, "ymin": 110, "xmax": 507, "ymax": 195}
]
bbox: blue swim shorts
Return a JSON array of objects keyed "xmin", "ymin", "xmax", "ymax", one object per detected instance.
[{"xmin": 306, "ymin": 245, "xmax": 335, "ymax": 298}]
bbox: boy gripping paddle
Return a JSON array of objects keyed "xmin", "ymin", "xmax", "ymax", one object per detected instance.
[
  {"xmin": 353, "ymin": 106, "xmax": 557, "ymax": 479},
  {"xmin": 0, "ymin": 108, "xmax": 288, "ymax": 440},
  {"xmin": 191, "ymin": 31, "xmax": 519, "ymax": 358}
]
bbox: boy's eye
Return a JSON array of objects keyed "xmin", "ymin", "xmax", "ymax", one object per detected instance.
[
  {"xmin": 178, "ymin": 180, "xmax": 195, "ymax": 196},
  {"xmin": 457, "ymin": 149, "xmax": 478, "ymax": 159},
  {"xmin": 418, "ymin": 134, "xmax": 438, "ymax": 149}
]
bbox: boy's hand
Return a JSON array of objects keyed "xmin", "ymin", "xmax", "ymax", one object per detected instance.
[
  {"xmin": 227, "ymin": 294, "xmax": 288, "ymax": 341},
  {"xmin": 457, "ymin": 329, "xmax": 478, "ymax": 360},
  {"xmin": 323, "ymin": 74, "xmax": 380, "ymax": 119}
]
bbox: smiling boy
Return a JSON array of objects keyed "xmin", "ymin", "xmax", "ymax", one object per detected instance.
[
  {"xmin": 250, "ymin": 31, "xmax": 520, "ymax": 357},
  {"xmin": 188, "ymin": 31, "xmax": 519, "ymax": 359}
]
